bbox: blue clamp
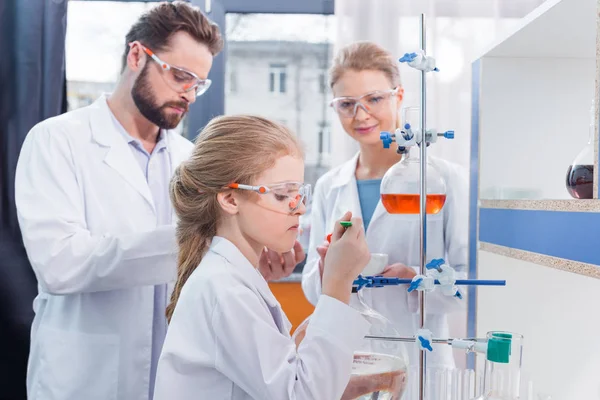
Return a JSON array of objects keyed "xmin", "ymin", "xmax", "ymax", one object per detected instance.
[
  {"xmin": 370, "ymin": 276, "xmax": 402, "ymax": 287},
  {"xmin": 399, "ymin": 52, "xmax": 418, "ymax": 63},
  {"xmin": 443, "ymin": 130, "xmax": 455, "ymax": 139},
  {"xmin": 418, "ymin": 335, "xmax": 433, "ymax": 352},
  {"xmin": 353, "ymin": 275, "xmax": 371, "ymax": 291},
  {"xmin": 380, "ymin": 131, "xmax": 394, "ymax": 149},
  {"xmin": 426, "ymin": 258, "xmax": 445, "ymax": 271},
  {"xmin": 455, "ymin": 289, "xmax": 463, "ymax": 300},
  {"xmin": 408, "ymin": 277, "xmax": 423, "ymax": 293},
  {"xmin": 399, "ymin": 52, "xmax": 439, "ymax": 72},
  {"xmin": 353, "ymin": 276, "xmax": 405, "ymax": 291}
]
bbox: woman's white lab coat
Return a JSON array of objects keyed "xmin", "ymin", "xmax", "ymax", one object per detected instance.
[
  {"xmin": 153, "ymin": 236, "xmax": 370, "ymax": 400},
  {"xmin": 15, "ymin": 95, "xmax": 193, "ymax": 400},
  {"xmin": 302, "ymin": 152, "xmax": 469, "ymax": 369}
]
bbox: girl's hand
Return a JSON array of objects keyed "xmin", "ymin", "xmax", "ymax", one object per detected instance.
[{"xmin": 321, "ymin": 212, "xmax": 370, "ymax": 304}]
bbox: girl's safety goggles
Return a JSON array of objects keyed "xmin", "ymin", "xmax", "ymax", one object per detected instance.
[
  {"xmin": 228, "ymin": 182, "xmax": 311, "ymax": 213},
  {"xmin": 134, "ymin": 42, "xmax": 212, "ymax": 97}
]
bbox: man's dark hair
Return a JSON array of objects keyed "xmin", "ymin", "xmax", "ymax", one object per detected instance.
[{"xmin": 121, "ymin": 1, "xmax": 223, "ymax": 72}]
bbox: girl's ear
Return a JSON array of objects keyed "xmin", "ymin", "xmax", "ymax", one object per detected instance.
[{"xmin": 217, "ymin": 191, "xmax": 239, "ymax": 215}]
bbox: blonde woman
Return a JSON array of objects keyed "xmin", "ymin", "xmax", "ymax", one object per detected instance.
[
  {"xmin": 302, "ymin": 42, "xmax": 469, "ymax": 370},
  {"xmin": 153, "ymin": 115, "xmax": 372, "ymax": 399}
]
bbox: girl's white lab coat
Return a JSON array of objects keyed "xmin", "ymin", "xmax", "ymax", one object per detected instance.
[
  {"xmin": 153, "ymin": 236, "xmax": 371, "ymax": 400},
  {"xmin": 302, "ymin": 152, "xmax": 469, "ymax": 369},
  {"xmin": 15, "ymin": 95, "xmax": 193, "ymax": 400}
]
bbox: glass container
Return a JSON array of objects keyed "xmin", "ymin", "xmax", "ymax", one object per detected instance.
[
  {"xmin": 293, "ymin": 289, "xmax": 409, "ymax": 399},
  {"xmin": 566, "ymin": 99, "xmax": 595, "ymax": 199},
  {"xmin": 471, "ymin": 332, "xmax": 524, "ymax": 400}
]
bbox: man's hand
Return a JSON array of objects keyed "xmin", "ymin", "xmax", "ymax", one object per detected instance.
[
  {"xmin": 381, "ymin": 263, "xmax": 417, "ymax": 280},
  {"xmin": 258, "ymin": 240, "xmax": 306, "ymax": 281}
]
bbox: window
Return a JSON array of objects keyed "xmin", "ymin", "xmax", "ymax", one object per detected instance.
[
  {"xmin": 269, "ymin": 63, "xmax": 287, "ymax": 93},
  {"xmin": 224, "ymin": 13, "xmax": 336, "ymax": 194}
]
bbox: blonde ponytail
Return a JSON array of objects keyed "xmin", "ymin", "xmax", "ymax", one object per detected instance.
[{"xmin": 166, "ymin": 115, "xmax": 302, "ymax": 322}]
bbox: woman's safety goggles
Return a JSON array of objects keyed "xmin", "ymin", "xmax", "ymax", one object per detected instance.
[
  {"xmin": 330, "ymin": 88, "xmax": 399, "ymax": 118},
  {"xmin": 136, "ymin": 43, "xmax": 212, "ymax": 97},
  {"xmin": 228, "ymin": 182, "xmax": 311, "ymax": 213}
]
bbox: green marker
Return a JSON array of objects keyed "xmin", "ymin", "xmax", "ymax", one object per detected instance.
[{"xmin": 326, "ymin": 221, "xmax": 353, "ymax": 243}]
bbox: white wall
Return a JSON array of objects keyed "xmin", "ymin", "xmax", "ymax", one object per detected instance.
[
  {"xmin": 477, "ymin": 250, "xmax": 600, "ymax": 400},
  {"xmin": 478, "ymin": 57, "xmax": 596, "ymax": 199}
]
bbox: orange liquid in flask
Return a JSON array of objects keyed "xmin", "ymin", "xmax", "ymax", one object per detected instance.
[{"xmin": 381, "ymin": 194, "xmax": 446, "ymax": 214}]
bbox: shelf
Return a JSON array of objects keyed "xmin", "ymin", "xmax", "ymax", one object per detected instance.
[
  {"xmin": 473, "ymin": 0, "xmax": 598, "ymax": 201},
  {"xmin": 475, "ymin": 0, "xmax": 597, "ymax": 59},
  {"xmin": 479, "ymin": 199, "xmax": 600, "ymax": 212}
]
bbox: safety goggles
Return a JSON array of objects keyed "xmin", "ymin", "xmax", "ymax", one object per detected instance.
[
  {"xmin": 136, "ymin": 43, "xmax": 212, "ymax": 97},
  {"xmin": 228, "ymin": 182, "xmax": 311, "ymax": 213},
  {"xmin": 330, "ymin": 88, "xmax": 399, "ymax": 118}
]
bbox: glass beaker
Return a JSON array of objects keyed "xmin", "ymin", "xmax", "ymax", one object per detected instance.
[
  {"xmin": 292, "ymin": 288, "xmax": 409, "ymax": 400},
  {"xmin": 471, "ymin": 332, "xmax": 524, "ymax": 400},
  {"xmin": 380, "ymin": 107, "xmax": 447, "ymax": 214},
  {"xmin": 566, "ymin": 99, "xmax": 595, "ymax": 199}
]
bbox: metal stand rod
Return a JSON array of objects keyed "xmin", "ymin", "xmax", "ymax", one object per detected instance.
[
  {"xmin": 364, "ymin": 336, "xmax": 487, "ymax": 344},
  {"xmin": 418, "ymin": 12, "xmax": 427, "ymax": 400}
]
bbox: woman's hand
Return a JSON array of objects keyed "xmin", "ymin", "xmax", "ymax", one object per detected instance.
[{"xmin": 381, "ymin": 263, "xmax": 417, "ymax": 280}]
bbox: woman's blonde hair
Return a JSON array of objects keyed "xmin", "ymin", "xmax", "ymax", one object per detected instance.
[
  {"xmin": 166, "ymin": 115, "xmax": 302, "ymax": 322},
  {"xmin": 329, "ymin": 41, "xmax": 401, "ymax": 89}
]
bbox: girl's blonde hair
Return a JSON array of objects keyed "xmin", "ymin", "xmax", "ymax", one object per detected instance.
[
  {"xmin": 329, "ymin": 41, "xmax": 401, "ymax": 89},
  {"xmin": 166, "ymin": 115, "xmax": 302, "ymax": 322}
]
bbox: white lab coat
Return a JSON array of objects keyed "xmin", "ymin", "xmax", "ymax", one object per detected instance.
[
  {"xmin": 15, "ymin": 95, "xmax": 194, "ymax": 400},
  {"xmin": 154, "ymin": 236, "xmax": 371, "ymax": 400},
  {"xmin": 302, "ymin": 152, "xmax": 469, "ymax": 369}
]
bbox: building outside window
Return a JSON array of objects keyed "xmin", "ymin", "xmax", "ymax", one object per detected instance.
[{"xmin": 269, "ymin": 63, "xmax": 287, "ymax": 93}]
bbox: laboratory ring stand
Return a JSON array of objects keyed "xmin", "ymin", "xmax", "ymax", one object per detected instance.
[{"xmin": 351, "ymin": 13, "xmax": 520, "ymax": 400}]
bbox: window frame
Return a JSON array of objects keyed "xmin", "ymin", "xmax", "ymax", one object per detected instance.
[
  {"xmin": 268, "ymin": 63, "xmax": 288, "ymax": 94},
  {"xmin": 184, "ymin": 0, "xmax": 334, "ymax": 140}
]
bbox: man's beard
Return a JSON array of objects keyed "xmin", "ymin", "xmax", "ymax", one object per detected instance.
[{"xmin": 131, "ymin": 64, "xmax": 188, "ymax": 130}]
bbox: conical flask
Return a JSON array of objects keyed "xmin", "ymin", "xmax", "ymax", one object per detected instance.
[
  {"xmin": 471, "ymin": 332, "xmax": 524, "ymax": 400},
  {"xmin": 292, "ymin": 288, "xmax": 409, "ymax": 400},
  {"xmin": 380, "ymin": 144, "xmax": 447, "ymax": 214},
  {"xmin": 566, "ymin": 99, "xmax": 595, "ymax": 199}
]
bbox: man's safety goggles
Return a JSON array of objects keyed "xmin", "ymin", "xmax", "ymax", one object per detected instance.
[{"xmin": 135, "ymin": 42, "xmax": 212, "ymax": 97}]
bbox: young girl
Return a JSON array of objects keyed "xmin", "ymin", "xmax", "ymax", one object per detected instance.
[
  {"xmin": 302, "ymin": 42, "xmax": 469, "ymax": 370},
  {"xmin": 153, "ymin": 115, "xmax": 372, "ymax": 400}
]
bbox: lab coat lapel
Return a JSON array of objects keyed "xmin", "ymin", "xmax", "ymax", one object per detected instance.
[
  {"xmin": 165, "ymin": 131, "xmax": 189, "ymax": 172},
  {"xmin": 331, "ymin": 153, "xmax": 363, "ymax": 227},
  {"xmin": 209, "ymin": 238, "xmax": 291, "ymax": 335},
  {"xmin": 331, "ymin": 152, "xmax": 388, "ymax": 234},
  {"xmin": 89, "ymin": 95, "xmax": 155, "ymax": 213},
  {"xmin": 366, "ymin": 199, "xmax": 387, "ymax": 235},
  {"xmin": 165, "ymin": 131, "xmax": 187, "ymax": 223}
]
